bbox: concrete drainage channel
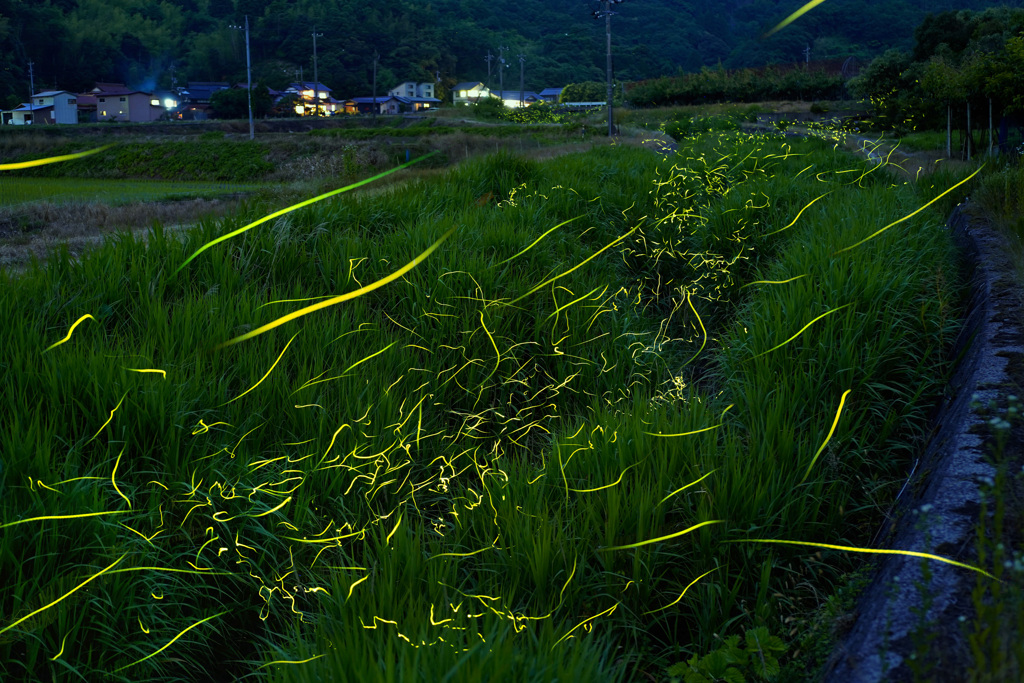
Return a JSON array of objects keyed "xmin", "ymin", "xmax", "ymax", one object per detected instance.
[{"xmin": 822, "ymin": 202, "xmax": 1024, "ymax": 682}]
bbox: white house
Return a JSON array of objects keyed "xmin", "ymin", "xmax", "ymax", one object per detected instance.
[
  {"xmin": 490, "ymin": 90, "xmax": 543, "ymax": 109},
  {"xmin": 389, "ymin": 82, "xmax": 435, "ymax": 100},
  {"xmin": 452, "ymin": 82, "xmax": 490, "ymax": 106}
]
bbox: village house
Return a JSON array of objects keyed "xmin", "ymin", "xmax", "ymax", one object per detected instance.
[
  {"xmin": 490, "ymin": 90, "xmax": 543, "ymax": 108},
  {"xmin": 177, "ymin": 82, "xmax": 229, "ymax": 120},
  {"xmin": 538, "ymin": 87, "xmax": 563, "ymax": 103},
  {"xmin": 2, "ymin": 90, "xmax": 78, "ymax": 125},
  {"xmin": 452, "ymin": 82, "xmax": 490, "ymax": 106},
  {"xmin": 389, "ymin": 82, "xmax": 436, "ymax": 100},
  {"xmin": 345, "ymin": 93, "xmax": 442, "ymax": 115},
  {"xmin": 284, "ymin": 82, "xmax": 342, "ymax": 116},
  {"xmin": 90, "ymin": 83, "xmax": 164, "ymax": 122}
]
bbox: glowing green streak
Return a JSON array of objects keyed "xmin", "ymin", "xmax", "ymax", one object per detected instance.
[
  {"xmin": 834, "ymin": 166, "xmax": 983, "ymax": 254},
  {"xmin": 491, "ymin": 215, "xmax": 584, "ymax": 268},
  {"xmin": 749, "ymin": 303, "xmax": 853, "ymax": 360},
  {"xmin": 174, "ymin": 151, "xmax": 438, "ymax": 275},
  {"xmin": 764, "ymin": 191, "xmax": 832, "ymax": 236},
  {"xmin": 765, "ymin": 0, "xmax": 829, "ymax": 38},
  {"xmin": 0, "ymin": 145, "xmax": 111, "ymax": 171},
  {"xmin": 598, "ymin": 520, "xmax": 723, "ymax": 552},
  {"xmin": 726, "ymin": 539, "xmax": 997, "ymax": 580},
  {"xmin": 800, "ymin": 389, "xmax": 852, "ymax": 484}
]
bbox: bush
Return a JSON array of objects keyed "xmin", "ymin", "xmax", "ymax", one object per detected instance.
[
  {"xmin": 810, "ymin": 101, "xmax": 829, "ymax": 115},
  {"xmin": 500, "ymin": 101, "xmax": 565, "ymax": 124},
  {"xmin": 472, "ymin": 97, "xmax": 508, "ymax": 121},
  {"xmin": 664, "ymin": 114, "xmax": 740, "ymax": 141}
]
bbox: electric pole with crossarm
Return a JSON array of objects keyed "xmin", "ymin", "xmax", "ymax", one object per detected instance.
[{"xmin": 592, "ymin": 0, "xmax": 625, "ymax": 137}]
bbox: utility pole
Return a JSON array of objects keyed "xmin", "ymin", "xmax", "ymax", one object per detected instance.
[
  {"xmin": 498, "ymin": 46, "xmax": 507, "ymax": 103},
  {"xmin": 804, "ymin": 44, "xmax": 811, "ymax": 64},
  {"xmin": 28, "ymin": 60, "xmax": 35, "ymax": 117},
  {"xmin": 593, "ymin": 0, "xmax": 624, "ymax": 137},
  {"xmin": 518, "ymin": 54, "xmax": 525, "ymax": 107},
  {"xmin": 372, "ymin": 51, "xmax": 379, "ymax": 125},
  {"xmin": 311, "ymin": 28, "xmax": 323, "ymax": 116},
  {"xmin": 485, "ymin": 50, "xmax": 494, "ymax": 92},
  {"xmin": 230, "ymin": 16, "xmax": 254, "ymax": 139}
]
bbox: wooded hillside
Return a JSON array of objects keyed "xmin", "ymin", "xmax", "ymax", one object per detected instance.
[{"xmin": 0, "ymin": 0, "xmax": 1014, "ymax": 108}]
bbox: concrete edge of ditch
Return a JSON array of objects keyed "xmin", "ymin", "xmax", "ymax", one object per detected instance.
[{"xmin": 822, "ymin": 201, "xmax": 1024, "ymax": 682}]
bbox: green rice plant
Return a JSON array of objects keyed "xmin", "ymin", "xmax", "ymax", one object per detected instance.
[{"xmin": 0, "ymin": 124, "xmax": 975, "ymax": 682}]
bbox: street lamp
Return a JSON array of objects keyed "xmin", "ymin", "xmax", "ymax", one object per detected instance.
[
  {"xmin": 229, "ymin": 17, "xmax": 254, "ymax": 139},
  {"xmin": 592, "ymin": 0, "xmax": 625, "ymax": 137}
]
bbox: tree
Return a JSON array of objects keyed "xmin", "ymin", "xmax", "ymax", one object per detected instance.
[
  {"xmin": 560, "ymin": 81, "xmax": 606, "ymax": 103},
  {"xmin": 210, "ymin": 84, "xmax": 272, "ymax": 119},
  {"xmin": 920, "ymin": 55, "xmax": 965, "ymax": 157}
]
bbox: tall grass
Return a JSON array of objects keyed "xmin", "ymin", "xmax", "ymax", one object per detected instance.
[{"xmin": 0, "ymin": 129, "xmax": 964, "ymax": 682}]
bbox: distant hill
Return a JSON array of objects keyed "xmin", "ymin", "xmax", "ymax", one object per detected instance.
[{"xmin": 1, "ymin": 0, "xmax": 1019, "ymax": 108}]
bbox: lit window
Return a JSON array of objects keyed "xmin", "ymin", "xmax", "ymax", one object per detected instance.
[
  {"xmin": 164, "ymin": 98, "xmax": 175, "ymax": 108},
  {"xmin": 102, "ymin": 111, "xmax": 107, "ymax": 116},
  {"xmin": 459, "ymin": 91, "xmax": 467, "ymax": 97},
  {"xmin": 151, "ymin": 99, "xmax": 160, "ymax": 106}
]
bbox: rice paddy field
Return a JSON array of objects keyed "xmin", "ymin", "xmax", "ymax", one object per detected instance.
[
  {"xmin": 0, "ymin": 178, "xmax": 265, "ymax": 207},
  {"xmin": 0, "ymin": 125, "xmax": 977, "ymax": 682}
]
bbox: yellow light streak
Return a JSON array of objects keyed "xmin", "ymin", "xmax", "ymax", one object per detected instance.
[
  {"xmin": 599, "ymin": 520, "xmax": 723, "ymax": 552},
  {"xmin": 0, "ymin": 553, "xmax": 126, "ymax": 639},
  {"xmin": 728, "ymin": 539, "xmax": 996, "ymax": 580},
  {"xmin": 0, "ymin": 509, "xmax": 127, "ymax": 531},
  {"xmin": 50, "ymin": 633, "xmax": 69, "ymax": 660},
  {"xmin": 764, "ymin": 192, "xmax": 832, "ymax": 236},
  {"xmin": 249, "ymin": 496, "xmax": 292, "ymax": 518},
  {"xmin": 0, "ymin": 145, "xmax": 111, "ymax": 171},
  {"xmin": 42, "ymin": 314, "xmax": 96, "ymax": 353},
  {"xmin": 491, "ymin": 215, "xmax": 584, "ymax": 268},
  {"xmin": 644, "ymin": 569, "xmax": 716, "ymax": 615},
  {"xmin": 658, "ymin": 469, "xmax": 719, "ymax": 505},
  {"xmin": 800, "ymin": 390, "xmax": 852, "ymax": 484},
  {"xmin": 749, "ymin": 304, "xmax": 853, "ymax": 360},
  {"xmin": 567, "ymin": 461, "xmax": 643, "ymax": 493},
  {"xmin": 257, "ymin": 654, "xmax": 327, "ymax": 669},
  {"xmin": 111, "ymin": 446, "xmax": 132, "ymax": 509},
  {"xmin": 551, "ymin": 602, "xmax": 618, "ymax": 649},
  {"xmin": 741, "ymin": 274, "xmax": 808, "ymax": 289},
  {"xmin": 506, "ymin": 226, "xmax": 640, "ymax": 306},
  {"xmin": 122, "ymin": 368, "xmax": 167, "ymax": 379},
  {"xmin": 214, "ymin": 227, "xmax": 456, "ymax": 349},
  {"xmin": 219, "ymin": 331, "xmax": 301, "ymax": 406},
  {"xmin": 87, "ymin": 392, "xmax": 129, "ymax": 443},
  {"xmin": 114, "ymin": 611, "xmax": 228, "ymax": 671},
  {"xmin": 835, "ymin": 166, "xmax": 983, "ymax": 254},
  {"xmin": 174, "ymin": 151, "xmax": 438, "ymax": 274},
  {"xmin": 347, "ymin": 574, "xmax": 369, "ymax": 601}
]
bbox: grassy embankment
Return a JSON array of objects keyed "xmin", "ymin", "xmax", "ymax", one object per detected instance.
[{"xmin": 0, "ymin": 125, "xmax": 974, "ymax": 682}]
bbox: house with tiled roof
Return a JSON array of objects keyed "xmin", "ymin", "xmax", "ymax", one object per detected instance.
[
  {"xmin": 538, "ymin": 87, "xmax": 563, "ymax": 103},
  {"xmin": 177, "ymin": 82, "xmax": 229, "ymax": 119},
  {"xmin": 89, "ymin": 82, "xmax": 164, "ymax": 122}
]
